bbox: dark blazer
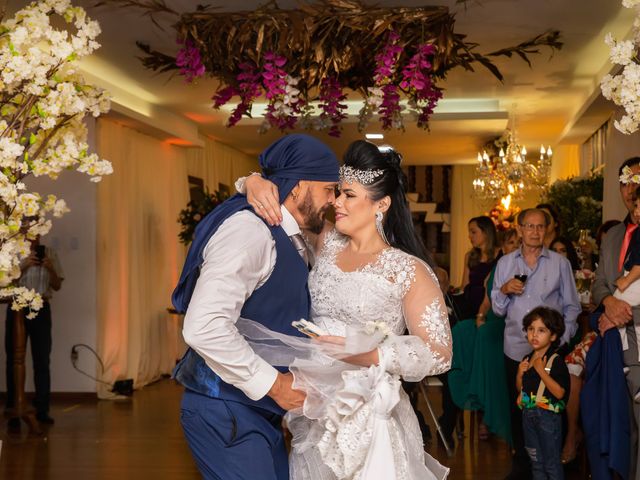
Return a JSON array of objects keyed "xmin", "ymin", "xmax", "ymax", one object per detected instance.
[{"xmin": 592, "ymin": 220, "xmax": 640, "ymax": 324}]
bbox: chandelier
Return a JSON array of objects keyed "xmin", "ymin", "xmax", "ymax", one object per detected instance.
[{"xmin": 472, "ymin": 129, "xmax": 553, "ymax": 203}]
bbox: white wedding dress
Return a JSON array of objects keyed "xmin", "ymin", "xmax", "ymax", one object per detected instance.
[{"xmin": 287, "ymin": 230, "xmax": 453, "ymax": 480}]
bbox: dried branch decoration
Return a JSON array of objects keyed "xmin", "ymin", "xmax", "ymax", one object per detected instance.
[{"xmin": 97, "ymin": 0, "xmax": 563, "ymax": 135}]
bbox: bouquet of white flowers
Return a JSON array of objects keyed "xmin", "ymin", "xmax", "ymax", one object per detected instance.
[{"xmin": 0, "ymin": 0, "xmax": 112, "ymax": 315}]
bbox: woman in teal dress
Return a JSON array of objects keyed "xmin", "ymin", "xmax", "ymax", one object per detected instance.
[{"xmin": 448, "ymin": 229, "xmax": 519, "ymax": 444}]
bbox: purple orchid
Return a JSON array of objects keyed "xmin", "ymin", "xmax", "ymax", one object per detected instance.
[
  {"xmin": 379, "ymin": 84, "xmax": 403, "ymax": 130},
  {"xmin": 211, "ymin": 85, "xmax": 238, "ymax": 109},
  {"xmin": 369, "ymin": 31, "xmax": 404, "ymax": 130},
  {"xmin": 400, "ymin": 43, "xmax": 443, "ymax": 129},
  {"xmin": 318, "ymin": 77, "xmax": 348, "ymax": 137},
  {"xmin": 176, "ymin": 39, "xmax": 206, "ymax": 83},
  {"xmin": 226, "ymin": 62, "xmax": 262, "ymax": 127},
  {"xmin": 261, "ymin": 52, "xmax": 303, "ymax": 131}
]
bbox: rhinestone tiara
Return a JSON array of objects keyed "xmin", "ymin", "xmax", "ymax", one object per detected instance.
[{"xmin": 339, "ymin": 165, "xmax": 384, "ymax": 185}]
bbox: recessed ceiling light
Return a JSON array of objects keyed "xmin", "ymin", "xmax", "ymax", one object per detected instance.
[{"xmin": 365, "ymin": 133, "xmax": 384, "ymax": 140}]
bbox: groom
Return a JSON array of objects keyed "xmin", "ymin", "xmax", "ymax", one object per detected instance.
[{"xmin": 172, "ymin": 134, "xmax": 340, "ymax": 480}]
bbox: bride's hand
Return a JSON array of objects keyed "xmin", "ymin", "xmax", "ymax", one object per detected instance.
[
  {"xmin": 246, "ymin": 175, "xmax": 282, "ymax": 226},
  {"xmin": 316, "ymin": 336, "xmax": 379, "ymax": 367},
  {"xmin": 315, "ymin": 335, "xmax": 346, "ymax": 346}
]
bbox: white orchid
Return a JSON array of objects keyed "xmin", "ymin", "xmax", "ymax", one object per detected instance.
[{"xmin": 0, "ymin": 0, "xmax": 112, "ymax": 310}]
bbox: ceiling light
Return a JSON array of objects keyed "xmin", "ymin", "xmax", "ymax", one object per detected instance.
[
  {"xmin": 365, "ymin": 133, "xmax": 384, "ymax": 140},
  {"xmin": 473, "ymin": 118, "xmax": 553, "ymax": 203}
]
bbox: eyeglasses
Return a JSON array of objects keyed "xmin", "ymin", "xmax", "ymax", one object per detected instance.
[{"xmin": 521, "ymin": 223, "xmax": 546, "ymax": 232}]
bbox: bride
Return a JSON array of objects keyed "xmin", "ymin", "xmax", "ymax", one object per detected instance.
[{"xmin": 243, "ymin": 140, "xmax": 452, "ymax": 480}]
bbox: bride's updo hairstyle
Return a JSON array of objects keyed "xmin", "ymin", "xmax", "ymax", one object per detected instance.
[{"xmin": 342, "ymin": 140, "xmax": 435, "ymax": 269}]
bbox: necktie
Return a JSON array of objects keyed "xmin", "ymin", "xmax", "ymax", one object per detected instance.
[
  {"xmin": 290, "ymin": 233, "xmax": 313, "ymax": 269},
  {"xmin": 619, "ymin": 223, "xmax": 639, "ymax": 272}
]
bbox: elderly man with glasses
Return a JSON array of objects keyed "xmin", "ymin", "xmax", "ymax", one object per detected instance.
[{"xmin": 491, "ymin": 207, "xmax": 581, "ymax": 480}]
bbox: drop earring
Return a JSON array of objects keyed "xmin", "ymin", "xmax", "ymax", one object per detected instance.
[{"xmin": 376, "ymin": 211, "xmax": 389, "ymax": 245}]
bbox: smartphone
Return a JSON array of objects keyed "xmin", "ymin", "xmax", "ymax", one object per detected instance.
[
  {"xmin": 35, "ymin": 245, "xmax": 45, "ymax": 261},
  {"xmin": 291, "ymin": 319, "xmax": 326, "ymax": 338}
]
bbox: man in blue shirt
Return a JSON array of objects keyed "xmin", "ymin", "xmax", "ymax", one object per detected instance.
[{"xmin": 492, "ymin": 207, "xmax": 581, "ymax": 480}]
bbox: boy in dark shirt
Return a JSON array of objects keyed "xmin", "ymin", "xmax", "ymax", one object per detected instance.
[{"xmin": 516, "ymin": 307, "xmax": 570, "ymax": 480}]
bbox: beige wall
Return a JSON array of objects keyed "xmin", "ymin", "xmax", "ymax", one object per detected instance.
[{"xmin": 550, "ymin": 145, "xmax": 581, "ymax": 182}]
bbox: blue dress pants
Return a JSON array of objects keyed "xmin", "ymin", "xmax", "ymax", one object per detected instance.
[{"xmin": 180, "ymin": 389, "xmax": 288, "ymax": 480}]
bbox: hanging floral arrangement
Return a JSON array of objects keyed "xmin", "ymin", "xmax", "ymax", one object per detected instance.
[
  {"xmin": 0, "ymin": 0, "xmax": 113, "ymax": 314},
  {"xmin": 99, "ymin": 0, "xmax": 562, "ymax": 137}
]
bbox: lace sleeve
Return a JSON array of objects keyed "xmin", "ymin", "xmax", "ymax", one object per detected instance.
[{"xmin": 378, "ymin": 260, "xmax": 452, "ymax": 381}]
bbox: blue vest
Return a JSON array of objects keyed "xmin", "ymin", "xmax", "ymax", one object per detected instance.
[{"xmin": 173, "ymin": 217, "xmax": 310, "ymax": 415}]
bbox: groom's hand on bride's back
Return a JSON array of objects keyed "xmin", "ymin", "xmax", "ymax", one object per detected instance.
[{"xmin": 267, "ymin": 372, "xmax": 306, "ymax": 410}]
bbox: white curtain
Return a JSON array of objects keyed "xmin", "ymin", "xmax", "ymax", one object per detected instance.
[
  {"xmin": 186, "ymin": 136, "xmax": 260, "ymax": 193},
  {"xmin": 95, "ymin": 119, "xmax": 258, "ymax": 398},
  {"xmin": 581, "ymin": 119, "xmax": 610, "ymax": 176}
]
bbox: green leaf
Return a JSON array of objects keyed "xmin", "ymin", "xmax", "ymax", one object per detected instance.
[
  {"xmin": 543, "ymin": 175, "xmax": 604, "ymax": 240},
  {"xmin": 29, "ymin": 133, "xmax": 36, "ymax": 145}
]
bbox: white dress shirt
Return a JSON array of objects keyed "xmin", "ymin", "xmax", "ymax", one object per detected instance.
[{"xmin": 182, "ymin": 206, "xmax": 301, "ymax": 401}]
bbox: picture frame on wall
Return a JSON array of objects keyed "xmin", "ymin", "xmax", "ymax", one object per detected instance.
[{"xmin": 188, "ymin": 176, "xmax": 205, "ymax": 203}]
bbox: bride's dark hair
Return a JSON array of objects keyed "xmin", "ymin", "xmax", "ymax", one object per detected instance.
[{"xmin": 342, "ymin": 140, "xmax": 435, "ymax": 269}]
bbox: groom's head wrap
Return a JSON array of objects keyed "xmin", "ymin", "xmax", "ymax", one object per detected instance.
[
  {"xmin": 172, "ymin": 134, "xmax": 339, "ymax": 313},
  {"xmin": 258, "ymin": 134, "xmax": 339, "ymax": 203}
]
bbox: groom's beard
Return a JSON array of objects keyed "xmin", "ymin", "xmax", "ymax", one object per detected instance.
[{"xmin": 300, "ymin": 191, "xmax": 329, "ymax": 235}]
